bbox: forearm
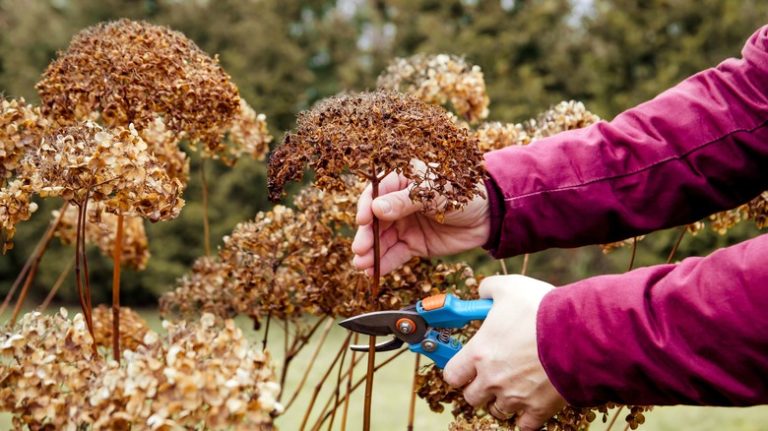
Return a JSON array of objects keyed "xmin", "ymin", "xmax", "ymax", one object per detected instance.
[
  {"xmin": 536, "ymin": 234, "xmax": 768, "ymax": 406},
  {"xmin": 484, "ymin": 26, "xmax": 768, "ymax": 258}
]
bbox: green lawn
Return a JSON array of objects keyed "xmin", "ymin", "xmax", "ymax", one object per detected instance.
[{"xmin": 2, "ymin": 308, "xmax": 768, "ymax": 430}]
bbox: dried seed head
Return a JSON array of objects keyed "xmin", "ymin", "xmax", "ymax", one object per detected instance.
[
  {"xmin": 0, "ymin": 179, "xmax": 37, "ymax": 252},
  {"xmin": 53, "ymin": 204, "xmax": 150, "ymax": 270},
  {"xmin": 378, "ymin": 54, "xmax": 490, "ymax": 123},
  {"xmin": 1, "ymin": 98, "xmax": 50, "ymax": 179},
  {"xmin": 159, "ymin": 256, "xmax": 236, "ymax": 321},
  {"xmin": 91, "ymin": 305, "xmax": 150, "ymax": 351},
  {"xmin": 268, "ymin": 91, "xmax": 484, "ymax": 219},
  {"xmin": 23, "ymin": 121, "xmax": 184, "ymax": 221},
  {"xmin": 37, "ymin": 19, "xmax": 241, "ymax": 150}
]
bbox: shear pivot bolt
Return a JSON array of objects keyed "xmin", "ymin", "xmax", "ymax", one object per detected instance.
[
  {"xmin": 421, "ymin": 339, "xmax": 437, "ymax": 352},
  {"xmin": 396, "ymin": 318, "xmax": 415, "ymax": 335}
]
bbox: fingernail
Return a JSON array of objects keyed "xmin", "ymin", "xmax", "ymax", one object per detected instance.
[{"xmin": 374, "ymin": 199, "xmax": 392, "ymax": 215}]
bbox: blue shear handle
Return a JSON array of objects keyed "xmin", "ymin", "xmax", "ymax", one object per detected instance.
[
  {"xmin": 409, "ymin": 329, "xmax": 462, "ymax": 369},
  {"xmin": 417, "ymin": 294, "xmax": 493, "ymax": 329}
]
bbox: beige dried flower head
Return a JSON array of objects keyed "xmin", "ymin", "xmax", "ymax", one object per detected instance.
[
  {"xmin": 91, "ymin": 304, "xmax": 150, "ymax": 351},
  {"xmin": 709, "ymin": 205, "xmax": 748, "ymax": 235},
  {"xmin": 1, "ymin": 97, "xmax": 50, "ymax": 179},
  {"xmin": 268, "ymin": 91, "xmax": 485, "ymax": 219},
  {"xmin": 37, "ymin": 19, "xmax": 241, "ymax": 150},
  {"xmin": 378, "ymin": 54, "xmax": 490, "ymax": 123},
  {"xmin": 475, "ymin": 121, "xmax": 531, "ymax": 152},
  {"xmin": 159, "ymin": 256, "xmax": 236, "ymax": 321},
  {"xmin": 600, "ymin": 236, "xmax": 644, "ymax": 254},
  {"xmin": 1, "ymin": 310, "xmax": 280, "ymax": 430},
  {"xmin": 53, "ymin": 204, "xmax": 150, "ymax": 270},
  {"xmin": 221, "ymin": 99, "xmax": 273, "ymax": 164},
  {"xmin": 526, "ymin": 101, "xmax": 601, "ymax": 140},
  {"xmin": 139, "ymin": 115, "xmax": 190, "ymax": 182},
  {"xmin": 0, "ymin": 179, "xmax": 37, "ymax": 252},
  {"xmin": 23, "ymin": 121, "xmax": 184, "ymax": 221}
]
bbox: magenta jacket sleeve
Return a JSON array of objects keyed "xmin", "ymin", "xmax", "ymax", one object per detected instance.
[
  {"xmin": 482, "ymin": 26, "xmax": 768, "ymax": 407},
  {"xmin": 483, "ymin": 26, "xmax": 768, "ymax": 257},
  {"xmin": 538, "ymin": 235, "xmax": 768, "ymax": 406}
]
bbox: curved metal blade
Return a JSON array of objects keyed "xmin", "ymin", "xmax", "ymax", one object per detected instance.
[
  {"xmin": 350, "ymin": 337, "xmax": 404, "ymax": 352},
  {"xmin": 338, "ymin": 310, "xmax": 421, "ymax": 336}
]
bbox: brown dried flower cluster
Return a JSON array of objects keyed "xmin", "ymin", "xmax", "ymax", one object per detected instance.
[
  {"xmin": 377, "ymin": 54, "xmax": 490, "ymax": 123},
  {"xmin": 220, "ymin": 99, "xmax": 273, "ymax": 164},
  {"xmin": 36, "ymin": 19, "xmax": 241, "ymax": 150},
  {"xmin": 748, "ymin": 191, "xmax": 768, "ymax": 229},
  {"xmin": 24, "ymin": 122, "xmax": 184, "ymax": 221},
  {"xmin": 163, "ymin": 181, "xmax": 479, "ymax": 326},
  {"xmin": 475, "ymin": 122, "xmax": 530, "ymax": 153},
  {"xmin": 0, "ymin": 309, "xmax": 281, "ymax": 430},
  {"xmin": 1, "ymin": 98, "xmax": 50, "ymax": 179},
  {"xmin": 92, "ymin": 304, "xmax": 150, "ymax": 351},
  {"xmin": 268, "ymin": 91, "xmax": 484, "ymax": 219},
  {"xmin": 54, "ymin": 205, "xmax": 150, "ymax": 270},
  {"xmin": 159, "ymin": 256, "xmax": 236, "ymax": 321}
]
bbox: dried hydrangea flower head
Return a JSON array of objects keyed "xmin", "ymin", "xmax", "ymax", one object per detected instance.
[
  {"xmin": 23, "ymin": 121, "xmax": 184, "ymax": 221},
  {"xmin": 377, "ymin": 54, "xmax": 490, "ymax": 123},
  {"xmin": 36, "ymin": 19, "xmax": 240, "ymax": 149},
  {"xmin": 222, "ymin": 99, "xmax": 273, "ymax": 164},
  {"xmin": 0, "ymin": 179, "xmax": 37, "ymax": 252},
  {"xmin": 91, "ymin": 304, "xmax": 149, "ymax": 351},
  {"xmin": 748, "ymin": 191, "xmax": 768, "ymax": 229},
  {"xmin": 53, "ymin": 205, "xmax": 150, "ymax": 270},
  {"xmin": 1, "ymin": 310, "xmax": 281, "ymax": 430},
  {"xmin": 525, "ymin": 101, "xmax": 601, "ymax": 140},
  {"xmin": 268, "ymin": 91, "xmax": 484, "ymax": 218},
  {"xmin": 1, "ymin": 97, "xmax": 50, "ymax": 179},
  {"xmin": 159, "ymin": 256, "xmax": 236, "ymax": 321},
  {"xmin": 218, "ymin": 205, "xmax": 312, "ymax": 323},
  {"xmin": 475, "ymin": 121, "xmax": 531, "ymax": 152}
]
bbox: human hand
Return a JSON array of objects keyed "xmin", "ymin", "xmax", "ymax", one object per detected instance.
[
  {"xmin": 443, "ymin": 275, "xmax": 565, "ymax": 431},
  {"xmin": 352, "ymin": 171, "xmax": 489, "ymax": 275}
]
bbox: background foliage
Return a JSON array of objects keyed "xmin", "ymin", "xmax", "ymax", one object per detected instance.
[{"xmin": 1, "ymin": 0, "xmax": 766, "ymax": 305}]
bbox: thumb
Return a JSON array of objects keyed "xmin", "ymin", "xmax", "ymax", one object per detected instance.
[{"xmin": 372, "ymin": 188, "xmax": 423, "ymax": 221}]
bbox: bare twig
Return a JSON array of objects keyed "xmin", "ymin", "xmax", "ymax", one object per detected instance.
[
  {"xmin": 8, "ymin": 203, "xmax": 68, "ymax": 326},
  {"xmin": 262, "ymin": 313, "xmax": 272, "ymax": 350},
  {"xmin": 499, "ymin": 259, "xmax": 508, "ymax": 275},
  {"xmin": 666, "ymin": 226, "xmax": 687, "ymax": 264},
  {"xmin": 300, "ymin": 332, "xmax": 352, "ymax": 431},
  {"xmin": 200, "ymin": 159, "xmax": 211, "ymax": 256},
  {"xmin": 340, "ymin": 333, "xmax": 359, "ymax": 431},
  {"xmin": 407, "ymin": 354, "xmax": 421, "ymax": 431},
  {"xmin": 628, "ymin": 237, "xmax": 638, "ymax": 271},
  {"xmin": 285, "ymin": 318, "xmax": 335, "ymax": 410},
  {"xmin": 521, "ymin": 253, "xmax": 530, "ymax": 276},
  {"xmin": 111, "ymin": 212, "xmax": 125, "ymax": 361},
  {"xmin": 39, "ymin": 256, "xmax": 75, "ymax": 311},
  {"xmin": 363, "ymin": 176, "xmax": 381, "ymax": 431},
  {"xmin": 327, "ymin": 333, "xmax": 351, "ymax": 431},
  {"xmin": 605, "ymin": 406, "xmax": 624, "ymax": 431}
]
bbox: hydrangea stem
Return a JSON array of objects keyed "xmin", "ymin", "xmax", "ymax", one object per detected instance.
[
  {"xmin": 200, "ymin": 159, "xmax": 212, "ymax": 257},
  {"xmin": 299, "ymin": 332, "xmax": 352, "ymax": 431},
  {"xmin": 363, "ymin": 176, "xmax": 381, "ymax": 431},
  {"xmin": 111, "ymin": 212, "xmax": 125, "ymax": 361},
  {"xmin": 628, "ymin": 237, "xmax": 638, "ymax": 271},
  {"xmin": 666, "ymin": 227, "xmax": 687, "ymax": 263},
  {"xmin": 285, "ymin": 318, "xmax": 335, "ymax": 411},
  {"xmin": 340, "ymin": 333, "xmax": 359, "ymax": 431},
  {"xmin": 407, "ymin": 354, "xmax": 421, "ymax": 431},
  {"xmin": 39, "ymin": 256, "xmax": 75, "ymax": 311},
  {"xmin": 520, "ymin": 253, "xmax": 530, "ymax": 276},
  {"xmin": 606, "ymin": 405, "xmax": 624, "ymax": 431},
  {"xmin": 6, "ymin": 202, "xmax": 68, "ymax": 325}
]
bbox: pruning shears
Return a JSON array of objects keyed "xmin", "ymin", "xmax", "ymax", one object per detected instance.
[{"xmin": 339, "ymin": 293, "xmax": 492, "ymax": 368}]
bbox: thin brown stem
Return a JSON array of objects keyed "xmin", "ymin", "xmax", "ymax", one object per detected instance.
[
  {"xmin": 73, "ymin": 202, "xmax": 96, "ymax": 355},
  {"xmin": 313, "ymin": 348, "xmax": 408, "ymax": 431},
  {"xmin": 200, "ymin": 159, "xmax": 211, "ymax": 257},
  {"xmin": 605, "ymin": 406, "xmax": 624, "ymax": 431},
  {"xmin": 279, "ymin": 317, "xmax": 329, "ymax": 402},
  {"xmin": 285, "ymin": 318, "xmax": 335, "ymax": 411},
  {"xmin": 499, "ymin": 259, "xmax": 508, "ymax": 275},
  {"xmin": 39, "ymin": 256, "xmax": 75, "ymax": 311},
  {"xmin": 262, "ymin": 313, "xmax": 272, "ymax": 351},
  {"xmin": 111, "ymin": 212, "xmax": 125, "ymax": 362},
  {"xmin": 80, "ymin": 196, "xmax": 94, "ymax": 330},
  {"xmin": 628, "ymin": 237, "xmax": 638, "ymax": 271},
  {"xmin": 363, "ymin": 176, "xmax": 382, "ymax": 431},
  {"xmin": 622, "ymin": 422, "xmax": 631, "ymax": 431},
  {"xmin": 300, "ymin": 332, "xmax": 352, "ymax": 431},
  {"xmin": 8, "ymin": 203, "xmax": 68, "ymax": 326},
  {"xmin": 666, "ymin": 227, "xmax": 687, "ymax": 264},
  {"xmin": 521, "ymin": 253, "xmax": 530, "ymax": 276},
  {"xmin": 1, "ymin": 247, "xmax": 34, "ymax": 318},
  {"xmin": 407, "ymin": 354, "xmax": 421, "ymax": 431},
  {"xmin": 327, "ymin": 333, "xmax": 351, "ymax": 431},
  {"xmin": 340, "ymin": 333, "xmax": 358, "ymax": 431}
]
